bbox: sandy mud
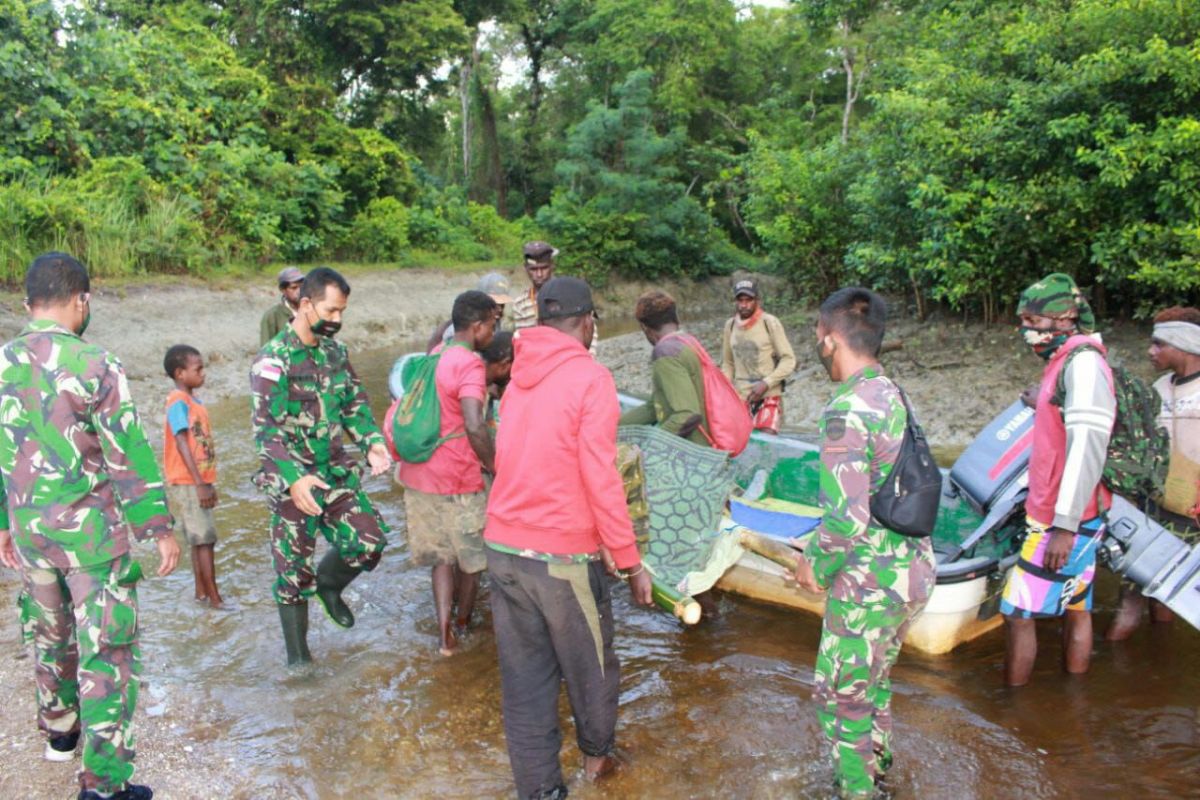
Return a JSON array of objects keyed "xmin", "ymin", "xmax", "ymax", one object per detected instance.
[{"xmin": 0, "ymin": 267, "xmax": 1164, "ymax": 798}]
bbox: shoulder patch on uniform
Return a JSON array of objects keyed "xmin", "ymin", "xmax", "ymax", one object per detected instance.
[
  {"xmin": 825, "ymin": 415, "xmax": 847, "ymax": 440},
  {"xmin": 254, "ymin": 358, "xmax": 284, "ymax": 383}
]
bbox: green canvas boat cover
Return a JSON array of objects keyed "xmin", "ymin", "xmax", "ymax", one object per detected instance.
[{"xmin": 617, "ymin": 425, "xmax": 745, "ymax": 597}]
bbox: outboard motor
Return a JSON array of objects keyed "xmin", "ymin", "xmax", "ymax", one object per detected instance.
[
  {"xmin": 948, "ymin": 399, "xmax": 1035, "ymax": 515},
  {"xmin": 941, "ymin": 400, "xmax": 1035, "ymax": 564},
  {"xmin": 1101, "ymin": 495, "xmax": 1200, "ymax": 629},
  {"xmin": 932, "ymin": 398, "xmax": 1200, "ymax": 631}
]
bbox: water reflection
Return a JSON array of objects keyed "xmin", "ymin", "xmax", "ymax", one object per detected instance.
[{"xmin": 9, "ymin": 342, "xmax": 1200, "ymax": 799}]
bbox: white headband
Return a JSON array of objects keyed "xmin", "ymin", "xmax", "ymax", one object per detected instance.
[{"xmin": 1154, "ymin": 320, "xmax": 1200, "ymax": 356}]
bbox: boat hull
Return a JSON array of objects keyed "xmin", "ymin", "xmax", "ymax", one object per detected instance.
[{"xmin": 716, "ymin": 550, "xmax": 1005, "ymax": 655}]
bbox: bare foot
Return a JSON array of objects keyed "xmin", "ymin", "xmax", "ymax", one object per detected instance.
[
  {"xmin": 1105, "ymin": 594, "xmax": 1146, "ymax": 641},
  {"xmin": 439, "ymin": 626, "xmax": 458, "ymax": 657},
  {"xmin": 584, "ymin": 754, "xmax": 618, "ymax": 783}
]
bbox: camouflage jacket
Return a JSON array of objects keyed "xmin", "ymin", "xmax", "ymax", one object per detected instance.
[
  {"xmin": 804, "ymin": 365, "xmax": 935, "ymax": 605},
  {"xmin": 250, "ymin": 327, "xmax": 384, "ymax": 499},
  {"xmin": 0, "ymin": 320, "xmax": 172, "ymax": 569}
]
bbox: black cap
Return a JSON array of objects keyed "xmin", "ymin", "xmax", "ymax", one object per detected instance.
[
  {"xmin": 538, "ymin": 276, "xmax": 594, "ymax": 320},
  {"xmin": 733, "ymin": 279, "xmax": 758, "ymax": 299}
]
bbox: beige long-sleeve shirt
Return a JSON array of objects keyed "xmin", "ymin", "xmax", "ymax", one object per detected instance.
[{"xmin": 720, "ymin": 312, "xmax": 796, "ymax": 399}]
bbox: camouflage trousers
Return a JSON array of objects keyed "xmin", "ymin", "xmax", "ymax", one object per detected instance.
[
  {"xmin": 269, "ymin": 483, "xmax": 388, "ymax": 604},
  {"xmin": 22, "ymin": 554, "xmax": 141, "ymax": 794},
  {"xmin": 17, "ymin": 588, "xmax": 35, "ymax": 646},
  {"xmin": 814, "ymin": 595, "xmax": 927, "ymax": 799}
]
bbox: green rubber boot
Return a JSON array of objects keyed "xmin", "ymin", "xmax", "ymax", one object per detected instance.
[
  {"xmin": 278, "ymin": 602, "xmax": 313, "ymax": 666},
  {"xmin": 315, "ymin": 549, "xmax": 362, "ymax": 628}
]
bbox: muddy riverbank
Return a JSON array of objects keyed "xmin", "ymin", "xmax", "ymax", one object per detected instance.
[
  {"xmin": 0, "ymin": 267, "xmax": 1158, "ymax": 447},
  {"xmin": 1, "ymin": 267, "xmax": 1191, "ymax": 800}
]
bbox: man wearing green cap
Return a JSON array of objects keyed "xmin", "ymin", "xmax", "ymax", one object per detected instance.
[{"xmin": 1000, "ymin": 272, "xmax": 1115, "ymax": 686}]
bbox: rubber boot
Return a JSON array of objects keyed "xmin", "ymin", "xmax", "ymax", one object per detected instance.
[
  {"xmin": 315, "ymin": 549, "xmax": 362, "ymax": 628},
  {"xmin": 277, "ymin": 602, "xmax": 312, "ymax": 666}
]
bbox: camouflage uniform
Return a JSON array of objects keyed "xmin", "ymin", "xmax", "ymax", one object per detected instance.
[
  {"xmin": 0, "ymin": 319, "xmax": 172, "ymax": 795},
  {"xmin": 802, "ymin": 366, "xmax": 936, "ymax": 798},
  {"xmin": 17, "ymin": 589, "xmax": 35, "ymax": 646},
  {"xmin": 250, "ymin": 327, "xmax": 388, "ymax": 606}
]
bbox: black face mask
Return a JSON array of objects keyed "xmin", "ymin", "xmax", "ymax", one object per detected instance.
[
  {"xmin": 307, "ymin": 305, "xmax": 341, "ymax": 337},
  {"xmin": 815, "ymin": 337, "xmax": 836, "ymax": 380},
  {"xmin": 311, "ymin": 317, "xmax": 341, "ymax": 337}
]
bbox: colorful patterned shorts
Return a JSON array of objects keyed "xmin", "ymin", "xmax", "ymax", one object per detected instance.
[
  {"xmin": 1001, "ymin": 517, "xmax": 1104, "ymax": 619},
  {"xmin": 403, "ymin": 489, "xmax": 487, "ymax": 573}
]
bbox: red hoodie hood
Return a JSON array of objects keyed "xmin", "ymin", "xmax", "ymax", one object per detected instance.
[
  {"xmin": 511, "ymin": 326, "xmax": 593, "ymax": 389},
  {"xmin": 485, "ymin": 324, "xmax": 641, "ymax": 570}
]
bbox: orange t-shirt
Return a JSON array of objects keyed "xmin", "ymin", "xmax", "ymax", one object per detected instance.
[{"xmin": 163, "ymin": 389, "xmax": 217, "ymax": 485}]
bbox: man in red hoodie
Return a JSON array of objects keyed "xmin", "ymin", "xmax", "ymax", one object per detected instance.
[{"xmin": 485, "ymin": 276, "xmax": 653, "ymax": 800}]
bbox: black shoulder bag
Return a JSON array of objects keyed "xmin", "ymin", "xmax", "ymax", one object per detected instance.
[{"xmin": 869, "ymin": 385, "xmax": 941, "ymax": 538}]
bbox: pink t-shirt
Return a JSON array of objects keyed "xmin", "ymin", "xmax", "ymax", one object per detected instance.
[{"xmin": 398, "ymin": 344, "xmax": 487, "ymax": 495}]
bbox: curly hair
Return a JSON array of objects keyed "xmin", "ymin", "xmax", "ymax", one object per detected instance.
[
  {"xmin": 634, "ymin": 290, "xmax": 679, "ymax": 330},
  {"xmin": 163, "ymin": 344, "xmax": 201, "ymax": 378}
]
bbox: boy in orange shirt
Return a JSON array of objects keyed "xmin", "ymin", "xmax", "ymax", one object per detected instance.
[{"xmin": 163, "ymin": 344, "xmax": 223, "ymax": 607}]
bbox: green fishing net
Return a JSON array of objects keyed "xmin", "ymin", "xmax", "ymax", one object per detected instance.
[{"xmin": 617, "ymin": 425, "xmax": 745, "ymax": 596}]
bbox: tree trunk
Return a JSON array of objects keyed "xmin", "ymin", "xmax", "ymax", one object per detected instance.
[
  {"xmin": 460, "ymin": 30, "xmax": 477, "ymax": 190},
  {"xmin": 910, "ymin": 273, "xmax": 926, "ymax": 321},
  {"xmin": 839, "ymin": 19, "xmax": 860, "ymax": 146},
  {"xmin": 476, "ymin": 63, "xmax": 507, "ymax": 214},
  {"xmin": 520, "ymin": 25, "xmax": 545, "ymax": 216}
]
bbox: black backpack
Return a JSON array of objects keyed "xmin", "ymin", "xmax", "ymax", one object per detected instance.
[{"xmin": 870, "ymin": 385, "xmax": 941, "ymax": 538}]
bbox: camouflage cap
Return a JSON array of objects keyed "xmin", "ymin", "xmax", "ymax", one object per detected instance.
[
  {"xmin": 1018, "ymin": 272, "xmax": 1095, "ymax": 333},
  {"xmin": 523, "ymin": 241, "xmax": 558, "ymax": 264},
  {"xmin": 477, "ymin": 272, "xmax": 513, "ymax": 304},
  {"xmin": 277, "ymin": 266, "xmax": 304, "ymax": 287}
]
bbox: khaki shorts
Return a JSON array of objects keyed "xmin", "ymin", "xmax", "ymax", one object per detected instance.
[
  {"xmin": 403, "ymin": 489, "xmax": 487, "ymax": 573},
  {"xmin": 167, "ymin": 484, "xmax": 218, "ymax": 547}
]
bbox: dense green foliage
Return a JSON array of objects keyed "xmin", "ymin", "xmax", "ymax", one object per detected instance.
[{"xmin": 0, "ymin": 0, "xmax": 1195, "ymax": 314}]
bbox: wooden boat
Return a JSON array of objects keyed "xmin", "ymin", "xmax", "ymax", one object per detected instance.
[
  {"xmin": 618, "ymin": 393, "xmax": 1031, "ymax": 655},
  {"xmin": 388, "ymin": 351, "xmax": 1029, "ymax": 654}
]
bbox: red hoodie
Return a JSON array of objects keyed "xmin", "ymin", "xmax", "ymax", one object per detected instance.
[{"xmin": 485, "ymin": 326, "xmax": 641, "ymax": 569}]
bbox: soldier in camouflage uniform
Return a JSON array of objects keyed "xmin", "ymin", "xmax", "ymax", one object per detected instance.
[
  {"xmin": 249, "ymin": 266, "xmax": 392, "ymax": 666},
  {"xmin": 0, "ymin": 253, "xmax": 180, "ymax": 800},
  {"xmin": 794, "ymin": 288, "xmax": 936, "ymax": 799}
]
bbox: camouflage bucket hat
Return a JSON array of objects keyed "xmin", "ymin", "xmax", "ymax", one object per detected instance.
[{"xmin": 1018, "ymin": 272, "xmax": 1095, "ymax": 333}]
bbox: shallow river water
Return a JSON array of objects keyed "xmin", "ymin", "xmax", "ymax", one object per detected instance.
[{"xmin": 20, "ymin": 342, "xmax": 1200, "ymax": 798}]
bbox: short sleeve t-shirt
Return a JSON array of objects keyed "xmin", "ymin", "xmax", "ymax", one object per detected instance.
[
  {"xmin": 398, "ymin": 344, "xmax": 488, "ymax": 495},
  {"xmin": 163, "ymin": 389, "xmax": 217, "ymax": 485},
  {"xmin": 1155, "ymin": 372, "xmax": 1200, "ymax": 517}
]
